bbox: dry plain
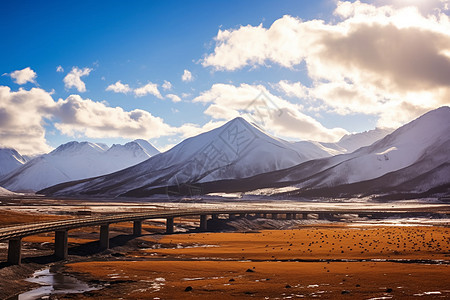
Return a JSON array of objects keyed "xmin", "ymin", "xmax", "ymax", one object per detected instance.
[{"xmin": 0, "ymin": 198, "xmax": 449, "ymax": 299}]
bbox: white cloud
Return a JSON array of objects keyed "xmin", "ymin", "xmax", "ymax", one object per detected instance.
[
  {"xmin": 0, "ymin": 86, "xmax": 55, "ymax": 154},
  {"xmin": 202, "ymin": 1, "xmax": 450, "ymax": 128},
  {"xmin": 162, "ymin": 80, "xmax": 172, "ymax": 90},
  {"xmin": 8, "ymin": 67, "xmax": 37, "ymax": 85},
  {"xmin": 166, "ymin": 93, "xmax": 181, "ymax": 103},
  {"xmin": 53, "ymin": 95, "xmax": 174, "ymax": 139},
  {"xmin": 106, "ymin": 81, "xmax": 132, "ymax": 94},
  {"xmin": 56, "ymin": 65, "xmax": 64, "ymax": 73},
  {"xmin": 193, "ymin": 83, "xmax": 348, "ymax": 142},
  {"xmin": 177, "ymin": 120, "xmax": 226, "ymax": 139},
  {"xmin": 134, "ymin": 82, "xmax": 163, "ymax": 99},
  {"xmin": 0, "ymin": 85, "xmax": 181, "ymax": 154},
  {"xmin": 63, "ymin": 67, "xmax": 92, "ymax": 92},
  {"xmin": 181, "ymin": 69, "xmax": 193, "ymax": 82}
]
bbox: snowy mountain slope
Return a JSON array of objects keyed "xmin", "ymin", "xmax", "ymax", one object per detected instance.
[
  {"xmin": 149, "ymin": 106, "xmax": 450, "ymax": 198},
  {"xmin": 0, "ymin": 148, "xmax": 28, "ymax": 177},
  {"xmin": 0, "ymin": 186, "xmax": 18, "ymax": 196},
  {"xmin": 279, "ymin": 138, "xmax": 450, "ymax": 198},
  {"xmin": 334, "ymin": 128, "xmax": 393, "ymax": 153},
  {"xmin": 40, "ymin": 117, "xmax": 346, "ymax": 197},
  {"xmin": 297, "ymin": 106, "xmax": 450, "ymax": 189},
  {"xmin": 0, "ymin": 139, "xmax": 159, "ymax": 192}
]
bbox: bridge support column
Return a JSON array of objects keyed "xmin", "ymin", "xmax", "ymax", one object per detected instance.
[
  {"xmin": 166, "ymin": 217, "xmax": 174, "ymax": 234},
  {"xmin": 199, "ymin": 214, "xmax": 208, "ymax": 231},
  {"xmin": 133, "ymin": 220, "xmax": 142, "ymax": 236},
  {"xmin": 212, "ymin": 214, "xmax": 219, "ymax": 220},
  {"xmin": 54, "ymin": 230, "xmax": 68, "ymax": 259},
  {"xmin": 263, "ymin": 213, "xmax": 267, "ymax": 218},
  {"xmin": 272, "ymin": 213, "xmax": 278, "ymax": 220},
  {"xmin": 286, "ymin": 213, "xmax": 293, "ymax": 220},
  {"xmin": 7, "ymin": 238, "xmax": 22, "ymax": 265},
  {"xmin": 239, "ymin": 213, "xmax": 246, "ymax": 218},
  {"xmin": 228, "ymin": 214, "xmax": 236, "ymax": 220},
  {"xmin": 100, "ymin": 224, "xmax": 110, "ymax": 250},
  {"xmin": 292, "ymin": 213, "xmax": 297, "ymax": 220},
  {"xmin": 302, "ymin": 213, "xmax": 308, "ymax": 219}
]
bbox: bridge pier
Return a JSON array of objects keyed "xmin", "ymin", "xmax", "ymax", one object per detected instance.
[
  {"xmin": 7, "ymin": 238, "xmax": 22, "ymax": 265},
  {"xmin": 100, "ymin": 224, "xmax": 110, "ymax": 249},
  {"xmin": 272, "ymin": 213, "xmax": 278, "ymax": 220},
  {"xmin": 133, "ymin": 220, "xmax": 142, "ymax": 236},
  {"xmin": 199, "ymin": 214, "xmax": 208, "ymax": 231},
  {"xmin": 292, "ymin": 213, "xmax": 297, "ymax": 220},
  {"xmin": 166, "ymin": 217, "xmax": 174, "ymax": 234},
  {"xmin": 54, "ymin": 230, "xmax": 68, "ymax": 259},
  {"xmin": 212, "ymin": 214, "xmax": 219, "ymax": 220},
  {"xmin": 228, "ymin": 213, "xmax": 236, "ymax": 220},
  {"xmin": 286, "ymin": 213, "xmax": 293, "ymax": 220}
]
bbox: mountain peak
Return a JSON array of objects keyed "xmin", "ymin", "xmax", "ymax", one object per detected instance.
[{"xmin": 50, "ymin": 141, "xmax": 107, "ymax": 155}]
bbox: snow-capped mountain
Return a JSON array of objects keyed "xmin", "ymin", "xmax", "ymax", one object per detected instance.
[
  {"xmin": 40, "ymin": 107, "xmax": 449, "ymax": 199},
  {"xmin": 0, "ymin": 139, "xmax": 160, "ymax": 192},
  {"xmin": 40, "ymin": 117, "xmax": 347, "ymax": 197},
  {"xmin": 204, "ymin": 106, "xmax": 450, "ymax": 198},
  {"xmin": 0, "ymin": 148, "xmax": 28, "ymax": 177}
]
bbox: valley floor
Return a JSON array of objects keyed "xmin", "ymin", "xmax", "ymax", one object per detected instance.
[{"xmin": 0, "ymin": 197, "xmax": 449, "ymax": 299}]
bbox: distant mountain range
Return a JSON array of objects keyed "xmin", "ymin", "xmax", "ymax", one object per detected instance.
[
  {"xmin": 4, "ymin": 107, "xmax": 448, "ymax": 200},
  {"xmin": 0, "ymin": 139, "xmax": 159, "ymax": 192},
  {"xmin": 39, "ymin": 115, "xmax": 401, "ymax": 199},
  {"xmin": 40, "ymin": 106, "xmax": 450, "ymax": 200}
]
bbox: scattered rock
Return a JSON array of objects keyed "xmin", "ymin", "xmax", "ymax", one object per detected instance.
[
  {"xmin": 184, "ymin": 286, "xmax": 193, "ymax": 292},
  {"xmin": 285, "ymin": 284, "xmax": 292, "ymax": 288},
  {"xmin": 229, "ymin": 278, "xmax": 235, "ymax": 282},
  {"xmin": 246, "ymin": 268, "xmax": 255, "ymax": 273},
  {"xmin": 355, "ymin": 284, "xmax": 360, "ymax": 287},
  {"xmin": 386, "ymin": 288, "xmax": 393, "ymax": 293},
  {"xmin": 341, "ymin": 290, "xmax": 350, "ymax": 294}
]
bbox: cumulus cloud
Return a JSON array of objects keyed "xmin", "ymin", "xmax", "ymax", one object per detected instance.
[
  {"xmin": 177, "ymin": 120, "xmax": 226, "ymax": 139},
  {"xmin": 203, "ymin": 1, "xmax": 450, "ymax": 128},
  {"xmin": 162, "ymin": 80, "xmax": 172, "ymax": 90},
  {"xmin": 8, "ymin": 67, "xmax": 37, "ymax": 85},
  {"xmin": 56, "ymin": 65, "xmax": 64, "ymax": 73},
  {"xmin": 63, "ymin": 67, "xmax": 92, "ymax": 92},
  {"xmin": 134, "ymin": 82, "xmax": 163, "ymax": 98},
  {"xmin": 53, "ymin": 95, "xmax": 174, "ymax": 139},
  {"xmin": 0, "ymin": 86, "xmax": 55, "ymax": 154},
  {"xmin": 166, "ymin": 93, "xmax": 181, "ymax": 102},
  {"xmin": 181, "ymin": 69, "xmax": 193, "ymax": 82},
  {"xmin": 193, "ymin": 83, "xmax": 348, "ymax": 142},
  {"xmin": 0, "ymin": 86, "xmax": 180, "ymax": 154},
  {"xmin": 106, "ymin": 81, "xmax": 132, "ymax": 94}
]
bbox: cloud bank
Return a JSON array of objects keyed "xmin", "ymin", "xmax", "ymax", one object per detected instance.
[{"xmin": 203, "ymin": 1, "xmax": 450, "ymax": 128}]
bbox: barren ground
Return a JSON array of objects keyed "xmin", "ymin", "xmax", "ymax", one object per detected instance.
[{"xmin": 0, "ymin": 199, "xmax": 449, "ymax": 299}]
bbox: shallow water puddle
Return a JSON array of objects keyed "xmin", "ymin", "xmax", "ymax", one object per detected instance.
[{"xmin": 14, "ymin": 267, "xmax": 98, "ymax": 300}]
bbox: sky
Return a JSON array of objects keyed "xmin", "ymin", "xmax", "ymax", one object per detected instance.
[{"xmin": 0, "ymin": 0, "xmax": 449, "ymax": 154}]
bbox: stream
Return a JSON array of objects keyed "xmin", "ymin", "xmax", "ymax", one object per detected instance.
[{"xmin": 11, "ymin": 267, "xmax": 98, "ymax": 300}]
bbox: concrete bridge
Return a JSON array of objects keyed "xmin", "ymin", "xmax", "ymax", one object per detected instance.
[{"xmin": 0, "ymin": 208, "xmax": 445, "ymax": 265}]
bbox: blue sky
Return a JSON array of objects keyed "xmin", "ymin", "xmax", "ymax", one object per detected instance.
[{"xmin": 1, "ymin": 0, "xmax": 449, "ymax": 154}]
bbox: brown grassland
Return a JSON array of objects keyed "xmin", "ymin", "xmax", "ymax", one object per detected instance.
[{"xmin": 0, "ymin": 209, "xmax": 449, "ymax": 299}]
